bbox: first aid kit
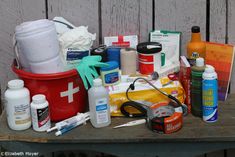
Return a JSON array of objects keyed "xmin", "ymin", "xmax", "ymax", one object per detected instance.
[{"xmin": 12, "ymin": 61, "xmax": 87, "ymax": 122}]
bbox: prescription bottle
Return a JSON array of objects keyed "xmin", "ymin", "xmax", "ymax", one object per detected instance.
[
  {"xmin": 187, "ymin": 26, "xmax": 206, "ymax": 65},
  {"xmin": 4, "ymin": 79, "xmax": 31, "ymax": 130},
  {"xmin": 100, "ymin": 61, "xmax": 120, "ymax": 86},
  {"xmin": 31, "ymin": 94, "xmax": 51, "ymax": 132}
]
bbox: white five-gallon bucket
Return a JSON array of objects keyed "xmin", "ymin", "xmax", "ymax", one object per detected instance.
[{"xmin": 15, "ymin": 19, "xmax": 63, "ymax": 74}]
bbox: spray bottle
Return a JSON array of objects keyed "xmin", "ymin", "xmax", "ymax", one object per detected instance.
[{"xmin": 202, "ymin": 65, "xmax": 218, "ymax": 122}]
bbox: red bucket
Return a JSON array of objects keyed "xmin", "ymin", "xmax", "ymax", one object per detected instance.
[{"xmin": 12, "ymin": 61, "xmax": 87, "ymax": 122}]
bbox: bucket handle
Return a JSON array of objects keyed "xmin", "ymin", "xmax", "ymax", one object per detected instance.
[{"xmin": 13, "ymin": 33, "xmax": 21, "ymax": 69}]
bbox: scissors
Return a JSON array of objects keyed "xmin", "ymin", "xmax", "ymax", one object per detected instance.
[{"xmin": 113, "ymin": 119, "xmax": 146, "ymax": 129}]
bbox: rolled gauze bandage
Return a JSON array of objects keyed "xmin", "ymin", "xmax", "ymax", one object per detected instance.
[{"xmin": 121, "ymin": 48, "xmax": 137, "ymax": 75}]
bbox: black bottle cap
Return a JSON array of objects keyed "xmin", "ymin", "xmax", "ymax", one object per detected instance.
[
  {"xmin": 137, "ymin": 42, "xmax": 162, "ymax": 54},
  {"xmin": 192, "ymin": 26, "xmax": 200, "ymax": 33}
]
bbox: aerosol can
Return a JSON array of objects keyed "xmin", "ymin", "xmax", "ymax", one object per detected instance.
[{"xmin": 202, "ymin": 65, "xmax": 218, "ymax": 122}]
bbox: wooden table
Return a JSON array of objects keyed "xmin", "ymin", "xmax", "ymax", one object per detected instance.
[{"xmin": 0, "ymin": 94, "xmax": 235, "ymax": 157}]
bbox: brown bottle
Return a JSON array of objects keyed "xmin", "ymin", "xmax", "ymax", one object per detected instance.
[{"xmin": 187, "ymin": 26, "xmax": 206, "ymax": 65}]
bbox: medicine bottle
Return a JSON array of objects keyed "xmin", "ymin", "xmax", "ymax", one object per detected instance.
[
  {"xmin": 4, "ymin": 79, "xmax": 31, "ymax": 130},
  {"xmin": 88, "ymin": 78, "xmax": 111, "ymax": 128},
  {"xmin": 187, "ymin": 26, "xmax": 206, "ymax": 65},
  {"xmin": 31, "ymin": 94, "xmax": 51, "ymax": 132}
]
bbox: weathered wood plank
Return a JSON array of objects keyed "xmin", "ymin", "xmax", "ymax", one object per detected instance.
[
  {"xmin": 0, "ymin": 0, "xmax": 46, "ymax": 100},
  {"xmin": 209, "ymin": 0, "xmax": 226, "ymax": 43},
  {"xmin": 227, "ymin": 0, "xmax": 235, "ymax": 94},
  {"xmin": 227, "ymin": 148, "xmax": 235, "ymax": 157},
  {"xmin": 154, "ymin": 0, "xmax": 207, "ymax": 56},
  {"xmin": 47, "ymin": 0, "xmax": 99, "ymax": 47},
  {"xmin": 101, "ymin": 0, "xmax": 152, "ymax": 43},
  {"xmin": 206, "ymin": 150, "xmax": 224, "ymax": 157}
]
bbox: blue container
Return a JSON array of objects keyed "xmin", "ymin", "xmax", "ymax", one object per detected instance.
[
  {"xmin": 107, "ymin": 47, "xmax": 121, "ymax": 68},
  {"xmin": 100, "ymin": 61, "xmax": 120, "ymax": 86},
  {"xmin": 202, "ymin": 65, "xmax": 218, "ymax": 123}
]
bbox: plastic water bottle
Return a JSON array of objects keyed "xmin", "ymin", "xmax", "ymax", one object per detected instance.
[
  {"xmin": 88, "ymin": 78, "xmax": 111, "ymax": 128},
  {"xmin": 191, "ymin": 57, "xmax": 206, "ymax": 117},
  {"xmin": 202, "ymin": 65, "xmax": 218, "ymax": 122}
]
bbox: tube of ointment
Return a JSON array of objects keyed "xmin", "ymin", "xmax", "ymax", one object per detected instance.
[
  {"xmin": 47, "ymin": 112, "xmax": 90, "ymax": 132},
  {"xmin": 55, "ymin": 117, "xmax": 90, "ymax": 136}
]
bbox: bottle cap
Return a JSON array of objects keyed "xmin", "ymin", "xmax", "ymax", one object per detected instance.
[
  {"xmin": 100, "ymin": 61, "xmax": 119, "ymax": 71},
  {"xmin": 196, "ymin": 57, "xmax": 204, "ymax": 67},
  {"xmin": 32, "ymin": 94, "xmax": 46, "ymax": 104},
  {"xmin": 93, "ymin": 78, "xmax": 102, "ymax": 87},
  {"xmin": 8, "ymin": 79, "xmax": 24, "ymax": 89},
  {"xmin": 203, "ymin": 65, "xmax": 217, "ymax": 80},
  {"xmin": 205, "ymin": 65, "xmax": 215, "ymax": 73},
  {"xmin": 192, "ymin": 26, "xmax": 200, "ymax": 33}
]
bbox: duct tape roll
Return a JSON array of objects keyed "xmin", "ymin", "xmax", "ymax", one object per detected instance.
[{"xmin": 147, "ymin": 101, "xmax": 183, "ymax": 134}]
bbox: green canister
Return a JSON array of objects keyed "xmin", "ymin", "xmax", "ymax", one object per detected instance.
[{"xmin": 191, "ymin": 57, "xmax": 206, "ymax": 117}]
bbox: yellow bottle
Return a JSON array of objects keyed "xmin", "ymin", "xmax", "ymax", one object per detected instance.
[{"xmin": 187, "ymin": 26, "xmax": 206, "ymax": 65}]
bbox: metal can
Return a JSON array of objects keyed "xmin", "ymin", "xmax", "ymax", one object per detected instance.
[{"xmin": 202, "ymin": 65, "xmax": 218, "ymax": 122}]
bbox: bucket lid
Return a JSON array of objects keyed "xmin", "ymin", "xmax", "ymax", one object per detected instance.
[{"xmin": 137, "ymin": 42, "xmax": 162, "ymax": 54}]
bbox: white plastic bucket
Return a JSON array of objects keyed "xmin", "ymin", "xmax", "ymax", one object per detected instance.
[{"xmin": 15, "ymin": 19, "xmax": 63, "ymax": 73}]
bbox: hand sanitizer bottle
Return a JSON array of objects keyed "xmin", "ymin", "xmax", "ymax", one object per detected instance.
[{"xmin": 88, "ymin": 78, "xmax": 111, "ymax": 128}]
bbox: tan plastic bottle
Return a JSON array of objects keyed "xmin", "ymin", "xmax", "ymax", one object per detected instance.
[{"xmin": 187, "ymin": 26, "xmax": 206, "ymax": 65}]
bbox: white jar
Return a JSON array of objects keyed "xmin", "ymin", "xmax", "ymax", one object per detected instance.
[
  {"xmin": 4, "ymin": 79, "xmax": 31, "ymax": 130},
  {"xmin": 88, "ymin": 78, "xmax": 111, "ymax": 128},
  {"xmin": 30, "ymin": 94, "xmax": 51, "ymax": 132}
]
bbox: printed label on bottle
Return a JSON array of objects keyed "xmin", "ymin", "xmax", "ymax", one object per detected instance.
[
  {"xmin": 37, "ymin": 106, "xmax": 50, "ymax": 127},
  {"xmin": 188, "ymin": 52, "xmax": 200, "ymax": 65},
  {"xmin": 95, "ymin": 98, "xmax": 108, "ymax": 124},
  {"xmin": 104, "ymin": 72, "xmax": 119, "ymax": 84},
  {"xmin": 14, "ymin": 103, "xmax": 31, "ymax": 125},
  {"xmin": 191, "ymin": 52, "xmax": 200, "ymax": 59}
]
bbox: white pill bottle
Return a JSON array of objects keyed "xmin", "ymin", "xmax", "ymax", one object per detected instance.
[
  {"xmin": 30, "ymin": 94, "xmax": 51, "ymax": 132},
  {"xmin": 4, "ymin": 79, "xmax": 31, "ymax": 130}
]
